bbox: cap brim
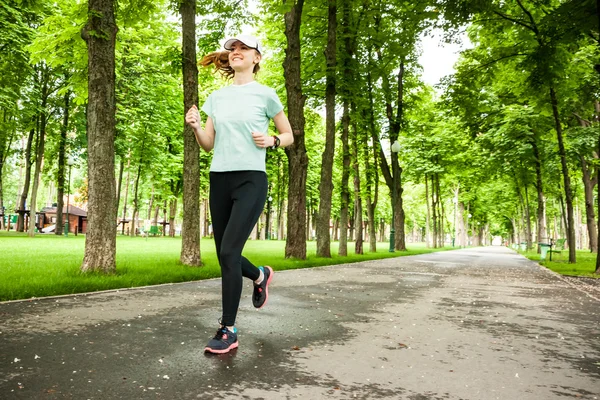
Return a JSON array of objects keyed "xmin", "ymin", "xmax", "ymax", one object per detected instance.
[{"xmin": 223, "ymin": 38, "xmax": 260, "ymax": 53}]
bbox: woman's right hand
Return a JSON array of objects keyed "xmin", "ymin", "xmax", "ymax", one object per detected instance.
[{"xmin": 185, "ymin": 105, "xmax": 201, "ymax": 130}]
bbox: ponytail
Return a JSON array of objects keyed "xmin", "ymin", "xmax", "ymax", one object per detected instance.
[
  {"xmin": 200, "ymin": 50, "xmax": 261, "ymax": 79},
  {"xmin": 200, "ymin": 51, "xmax": 235, "ymax": 79}
]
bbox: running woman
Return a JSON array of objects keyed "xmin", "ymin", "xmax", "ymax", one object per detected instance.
[{"xmin": 185, "ymin": 34, "xmax": 294, "ymax": 354}]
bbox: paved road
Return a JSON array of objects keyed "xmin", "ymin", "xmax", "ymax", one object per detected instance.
[{"xmin": 1, "ymin": 246, "xmax": 599, "ymax": 399}]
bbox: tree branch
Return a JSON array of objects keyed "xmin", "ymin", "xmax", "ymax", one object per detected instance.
[
  {"xmin": 515, "ymin": 0, "xmax": 540, "ymax": 35},
  {"xmin": 492, "ymin": 10, "xmax": 534, "ymax": 33},
  {"xmin": 462, "ymin": 53, "xmax": 530, "ymax": 77}
]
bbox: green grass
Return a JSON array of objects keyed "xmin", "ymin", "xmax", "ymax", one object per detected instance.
[
  {"xmin": 0, "ymin": 231, "xmax": 451, "ymax": 302},
  {"xmin": 518, "ymin": 246, "xmax": 600, "ymax": 278}
]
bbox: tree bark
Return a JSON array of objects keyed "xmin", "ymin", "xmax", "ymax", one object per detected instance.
[
  {"xmin": 115, "ymin": 155, "xmax": 124, "ymax": 223},
  {"xmin": 283, "ymin": 0, "xmax": 308, "ymax": 259},
  {"xmin": 351, "ymin": 106, "xmax": 363, "ymax": 255},
  {"xmin": 550, "ymin": 87, "xmax": 576, "ymax": 262},
  {"xmin": 130, "ymin": 162, "xmax": 142, "ymax": 237},
  {"xmin": 339, "ymin": 102, "xmax": 350, "ymax": 256},
  {"xmin": 28, "ymin": 64, "xmax": 51, "ymax": 237},
  {"xmin": 17, "ymin": 128, "xmax": 35, "ymax": 232},
  {"xmin": 81, "ymin": 0, "xmax": 118, "ymax": 273},
  {"xmin": 531, "ymin": 137, "xmax": 547, "ymax": 250},
  {"xmin": 524, "ymin": 184, "xmax": 532, "ymax": 250},
  {"xmin": 437, "ymin": 174, "xmax": 445, "ymax": 247},
  {"xmin": 457, "ymin": 202, "xmax": 466, "ymax": 247},
  {"xmin": 377, "ymin": 60, "xmax": 407, "ymax": 251},
  {"xmin": 425, "ymin": 174, "xmax": 431, "ymax": 248},
  {"xmin": 573, "ymin": 115, "xmax": 598, "ymax": 252},
  {"xmin": 580, "ymin": 155, "xmax": 598, "ymax": 252},
  {"xmin": 179, "ymin": 0, "xmax": 201, "ymax": 266},
  {"xmin": 121, "ymin": 153, "xmax": 131, "ymax": 235},
  {"xmin": 315, "ymin": 0, "xmax": 336, "ymax": 258},
  {"xmin": 169, "ymin": 198, "xmax": 177, "ymax": 237},
  {"xmin": 365, "ymin": 71, "xmax": 379, "ymax": 252},
  {"xmin": 55, "ymin": 90, "xmax": 70, "ymax": 235},
  {"xmin": 0, "ymin": 110, "xmax": 16, "ymax": 231}
]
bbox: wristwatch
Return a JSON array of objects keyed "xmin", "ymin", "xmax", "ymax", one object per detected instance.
[{"xmin": 270, "ymin": 135, "xmax": 280, "ymax": 150}]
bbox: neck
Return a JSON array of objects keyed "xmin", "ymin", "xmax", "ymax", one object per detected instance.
[{"xmin": 233, "ymin": 70, "xmax": 255, "ymax": 85}]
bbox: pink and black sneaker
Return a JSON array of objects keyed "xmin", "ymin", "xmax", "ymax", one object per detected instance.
[
  {"xmin": 252, "ymin": 266, "xmax": 273, "ymax": 308},
  {"xmin": 204, "ymin": 326, "xmax": 238, "ymax": 354}
]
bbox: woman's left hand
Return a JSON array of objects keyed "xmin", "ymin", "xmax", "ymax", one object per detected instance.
[{"xmin": 252, "ymin": 131, "xmax": 274, "ymax": 148}]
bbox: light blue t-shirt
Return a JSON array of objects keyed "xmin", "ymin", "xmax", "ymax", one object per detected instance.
[{"xmin": 201, "ymin": 81, "xmax": 284, "ymax": 172}]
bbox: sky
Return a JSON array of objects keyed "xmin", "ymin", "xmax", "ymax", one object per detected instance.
[{"xmin": 417, "ymin": 29, "xmax": 471, "ymax": 87}]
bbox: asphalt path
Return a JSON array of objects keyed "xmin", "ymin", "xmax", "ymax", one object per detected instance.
[{"xmin": 1, "ymin": 246, "xmax": 599, "ymax": 399}]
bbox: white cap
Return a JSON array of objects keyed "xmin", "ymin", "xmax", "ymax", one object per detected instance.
[{"xmin": 223, "ymin": 34, "xmax": 262, "ymax": 54}]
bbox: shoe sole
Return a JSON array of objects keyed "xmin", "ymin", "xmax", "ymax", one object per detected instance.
[
  {"xmin": 204, "ymin": 342, "xmax": 238, "ymax": 354},
  {"xmin": 257, "ymin": 266, "xmax": 273, "ymax": 309}
]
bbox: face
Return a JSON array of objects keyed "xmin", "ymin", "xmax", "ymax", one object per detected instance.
[{"xmin": 228, "ymin": 41, "xmax": 261, "ymax": 71}]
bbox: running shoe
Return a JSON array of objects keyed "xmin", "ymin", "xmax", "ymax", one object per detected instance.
[
  {"xmin": 252, "ymin": 266, "xmax": 273, "ymax": 308},
  {"xmin": 204, "ymin": 326, "xmax": 238, "ymax": 354}
]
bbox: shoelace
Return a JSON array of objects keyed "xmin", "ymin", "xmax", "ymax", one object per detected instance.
[{"xmin": 213, "ymin": 327, "xmax": 228, "ymax": 340}]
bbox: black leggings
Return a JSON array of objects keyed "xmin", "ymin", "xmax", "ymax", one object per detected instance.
[{"xmin": 209, "ymin": 171, "xmax": 268, "ymax": 327}]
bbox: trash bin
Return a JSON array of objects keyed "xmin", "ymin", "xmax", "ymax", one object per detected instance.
[
  {"xmin": 539, "ymin": 243, "xmax": 551, "ymax": 260},
  {"xmin": 519, "ymin": 242, "xmax": 526, "ymax": 251}
]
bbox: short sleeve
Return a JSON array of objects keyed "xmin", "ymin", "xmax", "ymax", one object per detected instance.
[
  {"xmin": 201, "ymin": 93, "xmax": 213, "ymax": 118},
  {"xmin": 265, "ymin": 89, "xmax": 284, "ymax": 119}
]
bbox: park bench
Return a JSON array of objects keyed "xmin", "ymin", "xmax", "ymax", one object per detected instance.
[{"xmin": 548, "ymin": 238, "xmax": 566, "ymax": 261}]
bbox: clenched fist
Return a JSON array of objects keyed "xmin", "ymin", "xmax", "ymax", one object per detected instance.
[
  {"xmin": 252, "ymin": 131, "xmax": 275, "ymax": 148},
  {"xmin": 185, "ymin": 105, "xmax": 201, "ymax": 130}
]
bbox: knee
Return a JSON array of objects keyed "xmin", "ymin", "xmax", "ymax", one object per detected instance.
[{"xmin": 219, "ymin": 249, "xmax": 240, "ymax": 273}]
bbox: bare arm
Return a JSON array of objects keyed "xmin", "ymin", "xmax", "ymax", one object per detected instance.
[
  {"xmin": 185, "ymin": 105, "xmax": 215, "ymax": 152},
  {"xmin": 251, "ymin": 110, "xmax": 295, "ymax": 149}
]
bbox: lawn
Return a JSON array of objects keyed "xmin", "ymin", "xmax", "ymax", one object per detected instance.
[
  {"xmin": 0, "ymin": 232, "xmax": 451, "ymax": 302},
  {"xmin": 518, "ymin": 246, "xmax": 600, "ymax": 278}
]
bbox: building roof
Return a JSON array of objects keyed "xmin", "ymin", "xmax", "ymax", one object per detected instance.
[{"xmin": 40, "ymin": 205, "xmax": 87, "ymax": 217}]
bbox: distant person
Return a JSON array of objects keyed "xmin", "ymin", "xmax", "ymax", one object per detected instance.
[{"xmin": 185, "ymin": 34, "xmax": 294, "ymax": 354}]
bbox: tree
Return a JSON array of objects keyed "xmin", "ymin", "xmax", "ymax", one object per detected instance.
[
  {"xmin": 80, "ymin": 0, "xmax": 118, "ymax": 273},
  {"xmin": 283, "ymin": 0, "xmax": 308, "ymax": 259},
  {"xmin": 315, "ymin": 0, "xmax": 336, "ymax": 258},
  {"xmin": 179, "ymin": 0, "xmax": 201, "ymax": 266}
]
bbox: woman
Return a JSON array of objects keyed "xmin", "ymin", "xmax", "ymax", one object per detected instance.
[{"xmin": 185, "ymin": 34, "xmax": 294, "ymax": 354}]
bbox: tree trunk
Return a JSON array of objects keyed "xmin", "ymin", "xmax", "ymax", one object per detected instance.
[
  {"xmin": 437, "ymin": 174, "xmax": 445, "ymax": 247},
  {"xmin": 115, "ymin": 155, "xmax": 124, "ymax": 223},
  {"xmin": 531, "ymin": 137, "xmax": 547, "ymax": 250},
  {"xmin": 315, "ymin": 0, "xmax": 336, "ymax": 258},
  {"xmin": 581, "ymin": 156, "xmax": 598, "ymax": 252},
  {"xmin": 457, "ymin": 202, "xmax": 466, "ymax": 247},
  {"xmin": 378, "ymin": 61, "xmax": 407, "ymax": 251},
  {"xmin": 338, "ymin": 100, "xmax": 350, "ymax": 256},
  {"xmin": 524, "ymin": 184, "xmax": 532, "ymax": 250},
  {"xmin": 179, "ymin": 0, "xmax": 201, "ymax": 266},
  {"xmin": 56, "ymin": 90, "xmax": 70, "ymax": 235},
  {"xmin": 0, "ymin": 111, "xmax": 18, "ymax": 230},
  {"xmin": 594, "ymin": 0, "xmax": 600, "ymax": 273},
  {"xmin": 283, "ymin": 0, "xmax": 308, "ymax": 259},
  {"xmin": 28, "ymin": 65, "xmax": 50, "ymax": 237},
  {"xmin": 550, "ymin": 87, "xmax": 576, "ymax": 262},
  {"xmin": 81, "ymin": 0, "xmax": 118, "ymax": 273},
  {"xmin": 169, "ymin": 198, "xmax": 177, "ymax": 237},
  {"xmin": 365, "ymin": 71, "xmax": 379, "ymax": 252},
  {"xmin": 351, "ymin": 105, "xmax": 363, "ymax": 255},
  {"xmin": 425, "ymin": 174, "xmax": 431, "ymax": 248},
  {"xmin": 130, "ymin": 163, "xmax": 142, "ymax": 237},
  {"xmin": 121, "ymin": 153, "xmax": 130, "ymax": 235},
  {"xmin": 17, "ymin": 128, "xmax": 35, "ymax": 232}
]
